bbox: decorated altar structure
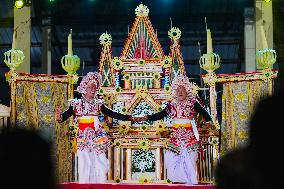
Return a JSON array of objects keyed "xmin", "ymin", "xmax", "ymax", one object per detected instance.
[
  {"xmin": 93, "ymin": 3, "xmax": 278, "ymax": 184},
  {"xmin": 96, "ymin": 3, "xmax": 219, "ymax": 184},
  {"xmin": 2, "ymin": 2, "xmax": 278, "ymax": 185}
]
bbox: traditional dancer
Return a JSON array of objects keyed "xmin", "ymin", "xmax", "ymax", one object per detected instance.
[
  {"xmin": 146, "ymin": 74, "xmax": 212, "ymax": 184},
  {"xmin": 56, "ymin": 72, "xmax": 134, "ymax": 183}
]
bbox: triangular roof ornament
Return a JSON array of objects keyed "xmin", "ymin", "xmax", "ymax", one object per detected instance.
[
  {"xmin": 126, "ymin": 90, "xmax": 161, "ymax": 113},
  {"xmin": 98, "ymin": 32, "xmax": 115, "ymax": 87},
  {"xmin": 121, "ymin": 3, "xmax": 164, "ymax": 60}
]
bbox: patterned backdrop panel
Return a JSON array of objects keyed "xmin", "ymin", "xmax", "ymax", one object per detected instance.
[
  {"xmin": 131, "ymin": 149, "xmax": 156, "ymax": 180},
  {"xmin": 131, "ymin": 100, "xmax": 155, "ymax": 127},
  {"xmin": 221, "ymin": 80, "xmax": 273, "ymax": 156},
  {"xmin": 14, "ymin": 79, "xmax": 72, "ymax": 182}
]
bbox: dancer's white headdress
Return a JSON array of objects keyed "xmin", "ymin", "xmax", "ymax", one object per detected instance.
[
  {"xmin": 172, "ymin": 74, "xmax": 198, "ymax": 99},
  {"xmin": 77, "ymin": 72, "xmax": 101, "ymax": 94}
]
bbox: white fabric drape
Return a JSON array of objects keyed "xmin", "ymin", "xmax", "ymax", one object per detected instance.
[
  {"xmin": 165, "ymin": 148, "xmax": 198, "ymax": 184},
  {"xmin": 77, "ymin": 150, "xmax": 109, "ymax": 183}
]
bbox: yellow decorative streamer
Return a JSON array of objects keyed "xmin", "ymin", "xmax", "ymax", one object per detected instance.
[
  {"xmin": 52, "ymin": 83, "xmax": 73, "ymax": 182},
  {"xmin": 23, "ymin": 82, "xmax": 39, "ymax": 128},
  {"xmin": 221, "ymin": 79, "xmax": 274, "ymax": 156}
]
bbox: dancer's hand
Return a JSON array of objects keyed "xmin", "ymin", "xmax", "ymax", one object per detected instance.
[
  {"xmin": 130, "ymin": 116, "xmax": 148, "ymax": 122},
  {"xmin": 130, "ymin": 116, "xmax": 140, "ymax": 122},
  {"xmin": 139, "ymin": 116, "xmax": 148, "ymax": 122},
  {"xmin": 55, "ymin": 107, "xmax": 62, "ymax": 122},
  {"xmin": 205, "ymin": 120, "xmax": 213, "ymax": 126},
  {"xmin": 202, "ymin": 120, "xmax": 213, "ymax": 129}
]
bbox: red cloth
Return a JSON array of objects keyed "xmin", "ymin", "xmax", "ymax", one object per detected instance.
[
  {"xmin": 78, "ymin": 122, "xmax": 94, "ymax": 130},
  {"xmin": 58, "ymin": 183, "xmax": 215, "ymax": 189}
]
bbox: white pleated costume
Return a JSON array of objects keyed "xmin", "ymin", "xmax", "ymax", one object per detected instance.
[
  {"xmin": 60, "ymin": 72, "xmax": 131, "ymax": 183},
  {"xmin": 148, "ymin": 74, "xmax": 211, "ymax": 184}
]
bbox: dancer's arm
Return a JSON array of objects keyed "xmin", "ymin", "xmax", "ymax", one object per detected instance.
[
  {"xmin": 194, "ymin": 101, "xmax": 212, "ymax": 122},
  {"xmin": 56, "ymin": 106, "xmax": 75, "ymax": 123},
  {"xmin": 101, "ymin": 104, "xmax": 131, "ymax": 121},
  {"xmin": 147, "ymin": 107, "xmax": 169, "ymax": 121}
]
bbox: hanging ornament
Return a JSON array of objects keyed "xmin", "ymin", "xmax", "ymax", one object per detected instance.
[
  {"xmin": 99, "ymin": 32, "xmax": 112, "ymax": 46},
  {"xmin": 168, "ymin": 27, "xmax": 181, "ymax": 42},
  {"xmin": 135, "ymin": 3, "xmax": 149, "ymax": 17}
]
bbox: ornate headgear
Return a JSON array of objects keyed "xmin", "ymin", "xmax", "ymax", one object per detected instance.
[
  {"xmin": 77, "ymin": 72, "xmax": 101, "ymax": 94},
  {"xmin": 172, "ymin": 74, "xmax": 198, "ymax": 99}
]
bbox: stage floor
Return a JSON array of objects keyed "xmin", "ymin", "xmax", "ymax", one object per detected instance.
[{"xmin": 58, "ymin": 183, "xmax": 215, "ymax": 189}]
